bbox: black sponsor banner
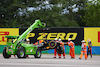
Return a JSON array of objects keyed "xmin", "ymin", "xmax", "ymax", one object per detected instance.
[{"xmin": 19, "ymin": 28, "xmax": 84, "ymax": 45}]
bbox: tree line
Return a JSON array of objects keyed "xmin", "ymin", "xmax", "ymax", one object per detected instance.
[{"xmin": 0, "ymin": 0, "xmax": 100, "ymax": 27}]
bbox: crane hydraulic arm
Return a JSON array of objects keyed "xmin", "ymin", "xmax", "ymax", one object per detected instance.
[{"xmin": 13, "ymin": 20, "xmax": 45, "ymax": 45}]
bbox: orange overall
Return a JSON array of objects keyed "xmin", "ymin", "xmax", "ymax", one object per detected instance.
[
  {"xmin": 68, "ymin": 41, "xmax": 75, "ymax": 58},
  {"xmin": 79, "ymin": 43, "xmax": 87, "ymax": 59},
  {"xmin": 58, "ymin": 42, "xmax": 65, "ymax": 58}
]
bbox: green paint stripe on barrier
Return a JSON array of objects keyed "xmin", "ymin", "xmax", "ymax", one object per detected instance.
[
  {"xmin": 75, "ymin": 46, "xmax": 81, "ymax": 54},
  {"xmin": 42, "ymin": 50, "xmax": 48, "ymax": 54},
  {"xmin": 0, "ymin": 45, "xmax": 81, "ymax": 54},
  {"xmin": 0, "ymin": 45, "xmax": 6, "ymax": 53},
  {"xmin": 66, "ymin": 46, "xmax": 81, "ymax": 54},
  {"xmin": 65, "ymin": 46, "xmax": 70, "ymax": 54}
]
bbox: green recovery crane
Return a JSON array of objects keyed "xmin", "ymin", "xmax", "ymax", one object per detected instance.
[{"xmin": 3, "ymin": 20, "xmax": 45, "ymax": 58}]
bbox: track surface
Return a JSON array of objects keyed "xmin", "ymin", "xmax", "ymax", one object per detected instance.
[{"xmin": 0, "ymin": 54, "xmax": 100, "ymax": 67}]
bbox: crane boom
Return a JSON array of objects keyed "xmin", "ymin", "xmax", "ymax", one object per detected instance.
[{"xmin": 14, "ymin": 20, "xmax": 45, "ymax": 45}]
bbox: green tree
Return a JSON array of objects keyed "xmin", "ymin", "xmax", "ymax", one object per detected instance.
[
  {"xmin": 83, "ymin": 0, "xmax": 100, "ymax": 26},
  {"xmin": 0, "ymin": 0, "xmax": 87, "ymax": 27},
  {"xmin": 64, "ymin": 0, "xmax": 87, "ymax": 26},
  {"xmin": 24, "ymin": 0, "xmax": 80, "ymax": 27},
  {"xmin": 0, "ymin": 0, "xmax": 27, "ymax": 27}
]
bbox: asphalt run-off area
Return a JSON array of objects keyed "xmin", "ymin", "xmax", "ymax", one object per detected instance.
[{"xmin": 0, "ymin": 54, "xmax": 100, "ymax": 67}]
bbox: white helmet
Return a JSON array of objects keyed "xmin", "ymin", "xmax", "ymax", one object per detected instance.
[
  {"xmin": 68, "ymin": 38, "xmax": 71, "ymax": 41},
  {"xmin": 26, "ymin": 39, "xmax": 30, "ymax": 41},
  {"xmin": 81, "ymin": 40, "xmax": 86, "ymax": 43},
  {"xmin": 59, "ymin": 38, "xmax": 62, "ymax": 41},
  {"xmin": 55, "ymin": 38, "xmax": 57, "ymax": 40}
]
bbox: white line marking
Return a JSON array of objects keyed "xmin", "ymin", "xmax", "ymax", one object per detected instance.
[{"xmin": 0, "ymin": 63, "xmax": 82, "ymax": 66}]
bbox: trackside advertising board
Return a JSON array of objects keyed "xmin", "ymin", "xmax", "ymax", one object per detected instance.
[
  {"xmin": 20, "ymin": 28, "xmax": 84, "ymax": 45},
  {"xmin": 0, "ymin": 28, "xmax": 19, "ymax": 45},
  {"xmin": 84, "ymin": 27, "xmax": 100, "ymax": 54},
  {"xmin": 84, "ymin": 27, "xmax": 100, "ymax": 46},
  {"xmin": 0, "ymin": 27, "xmax": 100, "ymax": 54}
]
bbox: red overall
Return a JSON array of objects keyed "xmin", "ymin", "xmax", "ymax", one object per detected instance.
[{"xmin": 54, "ymin": 40, "xmax": 59, "ymax": 58}]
